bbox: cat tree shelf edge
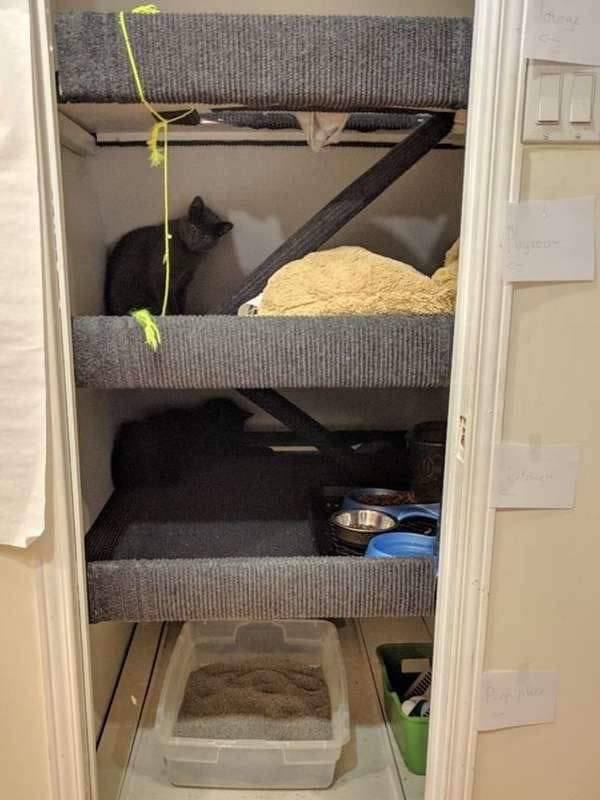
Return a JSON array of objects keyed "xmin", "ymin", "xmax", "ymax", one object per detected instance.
[
  {"xmin": 56, "ymin": 12, "xmax": 472, "ymax": 112},
  {"xmin": 72, "ymin": 314, "xmax": 454, "ymax": 389},
  {"xmin": 87, "ymin": 555, "xmax": 436, "ymax": 622}
]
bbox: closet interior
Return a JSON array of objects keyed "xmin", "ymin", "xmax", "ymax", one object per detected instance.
[{"xmin": 53, "ymin": 2, "xmax": 474, "ymax": 798}]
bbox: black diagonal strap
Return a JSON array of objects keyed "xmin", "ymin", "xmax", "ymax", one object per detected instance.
[{"xmin": 237, "ymin": 389, "xmax": 347, "ymax": 454}]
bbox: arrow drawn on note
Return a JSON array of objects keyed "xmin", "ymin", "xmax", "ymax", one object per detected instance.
[{"xmin": 537, "ymin": 33, "xmax": 561, "ymax": 44}]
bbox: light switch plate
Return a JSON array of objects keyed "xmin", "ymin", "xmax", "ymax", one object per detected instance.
[{"xmin": 523, "ymin": 61, "xmax": 600, "ymax": 143}]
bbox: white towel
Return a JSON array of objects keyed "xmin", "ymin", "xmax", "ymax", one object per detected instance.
[{"xmin": 294, "ymin": 112, "xmax": 350, "ymax": 152}]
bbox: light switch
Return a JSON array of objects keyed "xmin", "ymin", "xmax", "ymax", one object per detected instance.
[
  {"xmin": 537, "ymin": 73, "xmax": 562, "ymax": 123},
  {"xmin": 524, "ymin": 63, "xmax": 600, "ymax": 143},
  {"xmin": 570, "ymin": 74, "xmax": 595, "ymax": 124}
]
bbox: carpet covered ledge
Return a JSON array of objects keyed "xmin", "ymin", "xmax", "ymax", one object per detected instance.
[{"xmin": 72, "ymin": 314, "xmax": 454, "ymax": 389}]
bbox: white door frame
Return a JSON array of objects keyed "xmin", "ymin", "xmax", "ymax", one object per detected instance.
[
  {"xmin": 29, "ymin": 0, "xmax": 529, "ymax": 798},
  {"xmin": 31, "ymin": 0, "xmax": 99, "ymax": 797},
  {"xmin": 426, "ymin": 1, "xmax": 527, "ymax": 798}
]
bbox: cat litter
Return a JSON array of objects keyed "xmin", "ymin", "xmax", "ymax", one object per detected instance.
[
  {"xmin": 174, "ymin": 656, "xmax": 332, "ymax": 741},
  {"xmin": 155, "ymin": 621, "xmax": 350, "ymax": 789}
]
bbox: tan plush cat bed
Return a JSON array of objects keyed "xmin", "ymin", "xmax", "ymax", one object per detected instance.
[{"xmin": 257, "ymin": 241, "xmax": 459, "ymax": 317}]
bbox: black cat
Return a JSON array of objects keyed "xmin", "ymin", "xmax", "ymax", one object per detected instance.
[
  {"xmin": 111, "ymin": 399, "xmax": 254, "ymax": 489},
  {"xmin": 105, "ymin": 196, "xmax": 233, "ymax": 315}
]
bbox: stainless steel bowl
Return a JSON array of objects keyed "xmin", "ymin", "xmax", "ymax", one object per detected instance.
[{"xmin": 330, "ymin": 509, "xmax": 397, "ymax": 549}]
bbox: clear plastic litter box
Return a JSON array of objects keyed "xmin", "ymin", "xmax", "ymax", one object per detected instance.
[{"xmin": 155, "ymin": 620, "xmax": 350, "ymax": 789}]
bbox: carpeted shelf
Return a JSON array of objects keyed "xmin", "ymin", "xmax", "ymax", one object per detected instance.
[
  {"xmin": 56, "ymin": 12, "xmax": 472, "ymax": 111},
  {"xmin": 199, "ymin": 110, "xmax": 424, "ymax": 132},
  {"xmin": 88, "ymin": 556, "xmax": 436, "ymax": 622},
  {"xmin": 85, "ymin": 452, "xmax": 436, "ymax": 622},
  {"xmin": 72, "ymin": 314, "xmax": 454, "ymax": 389}
]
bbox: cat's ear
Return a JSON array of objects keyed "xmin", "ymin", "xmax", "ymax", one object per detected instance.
[
  {"xmin": 215, "ymin": 221, "xmax": 233, "ymax": 237},
  {"xmin": 189, "ymin": 196, "xmax": 205, "ymax": 220}
]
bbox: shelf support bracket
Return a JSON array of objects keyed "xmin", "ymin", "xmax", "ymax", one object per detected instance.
[
  {"xmin": 215, "ymin": 112, "xmax": 454, "ymax": 314},
  {"xmin": 237, "ymin": 388, "xmax": 359, "ymax": 473}
]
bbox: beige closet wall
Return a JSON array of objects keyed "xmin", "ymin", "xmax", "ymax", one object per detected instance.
[
  {"xmin": 0, "ymin": 547, "xmax": 52, "ymax": 798},
  {"xmin": 473, "ymin": 148, "xmax": 600, "ymax": 798}
]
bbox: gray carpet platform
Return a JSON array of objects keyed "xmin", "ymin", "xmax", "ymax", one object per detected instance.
[
  {"xmin": 86, "ymin": 452, "xmax": 436, "ymax": 622},
  {"xmin": 72, "ymin": 314, "xmax": 454, "ymax": 389},
  {"xmin": 56, "ymin": 12, "xmax": 472, "ymax": 111},
  {"xmin": 202, "ymin": 111, "xmax": 423, "ymax": 132},
  {"xmin": 88, "ymin": 557, "xmax": 436, "ymax": 622}
]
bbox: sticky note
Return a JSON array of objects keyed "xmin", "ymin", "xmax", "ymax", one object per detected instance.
[
  {"xmin": 493, "ymin": 443, "xmax": 580, "ymax": 509},
  {"xmin": 479, "ymin": 670, "xmax": 558, "ymax": 732},
  {"xmin": 503, "ymin": 196, "xmax": 596, "ymax": 282},
  {"xmin": 525, "ymin": 1, "xmax": 600, "ymax": 66}
]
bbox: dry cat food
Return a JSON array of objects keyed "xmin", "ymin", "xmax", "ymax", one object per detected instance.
[
  {"xmin": 354, "ymin": 489, "xmax": 416, "ymax": 506},
  {"xmin": 174, "ymin": 657, "xmax": 332, "ymax": 741}
]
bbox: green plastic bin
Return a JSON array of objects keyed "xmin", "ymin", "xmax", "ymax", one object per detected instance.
[{"xmin": 376, "ymin": 643, "xmax": 433, "ymax": 775}]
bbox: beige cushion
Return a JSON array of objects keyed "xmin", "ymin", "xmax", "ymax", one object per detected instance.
[{"xmin": 258, "ymin": 243, "xmax": 459, "ymax": 316}]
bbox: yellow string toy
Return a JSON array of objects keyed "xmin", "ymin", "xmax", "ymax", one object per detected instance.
[
  {"xmin": 117, "ymin": 5, "xmax": 195, "ymax": 348},
  {"xmin": 130, "ymin": 308, "xmax": 162, "ymax": 350}
]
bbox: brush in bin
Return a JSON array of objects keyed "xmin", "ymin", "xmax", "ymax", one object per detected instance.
[{"xmin": 401, "ymin": 670, "xmax": 432, "ymax": 718}]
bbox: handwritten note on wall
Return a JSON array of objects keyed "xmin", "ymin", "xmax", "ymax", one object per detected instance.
[
  {"xmin": 479, "ymin": 670, "xmax": 558, "ymax": 732},
  {"xmin": 503, "ymin": 196, "xmax": 596, "ymax": 283},
  {"xmin": 493, "ymin": 444, "xmax": 580, "ymax": 509},
  {"xmin": 525, "ymin": 1, "xmax": 600, "ymax": 65}
]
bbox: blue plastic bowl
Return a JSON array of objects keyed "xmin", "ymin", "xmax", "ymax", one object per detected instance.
[{"xmin": 365, "ymin": 531, "xmax": 436, "ymax": 559}]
